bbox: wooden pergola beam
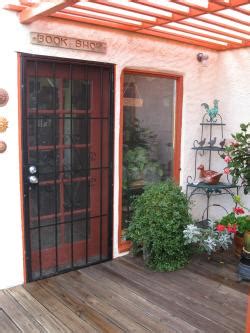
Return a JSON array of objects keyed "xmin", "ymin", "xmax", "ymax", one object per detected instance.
[
  {"xmin": 19, "ymin": 0, "xmax": 78, "ymax": 24},
  {"xmin": 4, "ymin": 0, "xmax": 249, "ymax": 51}
]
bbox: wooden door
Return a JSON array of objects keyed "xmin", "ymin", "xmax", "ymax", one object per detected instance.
[{"xmin": 21, "ymin": 55, "xmax": 114, "ymax": 281}]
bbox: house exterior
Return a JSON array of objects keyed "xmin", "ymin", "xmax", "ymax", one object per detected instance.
[{"xmin": 0, "ymin": 0, "xmax": 249, "ymax": 289}]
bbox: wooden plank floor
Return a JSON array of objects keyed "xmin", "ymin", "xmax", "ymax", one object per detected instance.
[{"xmin": 0, "ymin": 254, "xmax": 249, "ymax": 333}]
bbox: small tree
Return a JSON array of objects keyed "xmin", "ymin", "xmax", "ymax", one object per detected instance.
[{"xmin": 127, "ymin": 181, "xmax": 193, "ymax": 271}]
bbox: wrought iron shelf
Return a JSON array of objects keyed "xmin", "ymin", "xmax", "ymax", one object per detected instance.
[
  {"xmin": 187, "ymin": 182, "xmax": 240, "ymax": 196},
  {"xmin": 186, "ymin": 110, "xmax": 240, "ymax": 223},
  {"xmin": 187, "ymin": 182, "xmax": 239, "ymax": 190},
  {"xmin": 192, "ymin": 146, "xmax": 225, "ymax": 151},
  {"xmin": 200, "ymin": 122, "xmax": 226, "ymax": 126}
]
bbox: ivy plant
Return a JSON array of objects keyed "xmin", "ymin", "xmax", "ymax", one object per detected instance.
[{"xmin": 127, "ymin": 181, "xmax": 193, "ymax": 271}]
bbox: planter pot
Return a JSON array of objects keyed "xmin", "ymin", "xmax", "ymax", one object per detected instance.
[
  {"xmin": 130, "ymin": 179, "xmax": 145, "ymax": 189},
  {"xmin": 243, "ymin": 231, "xmax": 250, "ymax": 253},
  {"xmin": 234, "ymin": 233, "xmax": 244, "ymax": 257}
]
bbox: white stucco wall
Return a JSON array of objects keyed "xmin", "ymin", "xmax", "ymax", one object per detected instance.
[
  {"xmin": 216, "ymin": 49, "xmax": 250, "ymax": 209},
  {"xmin": 0, "ymin": 7, "xmax": 249, "ymax": 289}
]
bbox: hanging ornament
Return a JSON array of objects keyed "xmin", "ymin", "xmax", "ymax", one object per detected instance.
[
  {"xmin": 0, "ymin": 141, "xmax": 7, "ymax": 153},
  {"xmin": 0, "ymin": 117, "xmax": 8, "ymax": 132},
  {"xmin": 123, "ymin": 78, "xmax": 143, "ymax": 108},
  {"xmin": 0, "ymin": 89, "xmax": 9, "ymax": 107}
]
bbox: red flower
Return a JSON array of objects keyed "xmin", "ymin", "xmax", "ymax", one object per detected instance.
[
  {"xmin": 216, "ymin": 224, "xmax": 226, "ymax": 232},
  {"xmin": 224, "ymin": 156, "xmax": 232, "ymax": 163},
  {"xmin": 234, "ymin": 207, "xmax": 245, "ymax": 215},
  {"xmin": 227, "ymin": 224, "xmax": 237, "ymax": 233},
  {"xmin": 224, "ymin": 167, "xmax": 230, "ymax": 175}
]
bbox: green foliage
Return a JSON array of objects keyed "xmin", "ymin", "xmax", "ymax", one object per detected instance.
[
  {"xmin": 127, "ymin": 181, "xmax": 193, "ymax": 271},
  {"xmin": 123, "ymin": 118, "xmax": 163, "ymax": 191},
  {"xmin": 123, "ymin": 147, "xmax": 163, "ymax": 190},
  {"xmin": 225, "ymin": 123, "xmax": 250, "ymax": 193},
  {"xmin": 183, "ymin": 221, "xmax": 233, "ymax": 255},
  {"xmin": 220, "ymin": 213, "xmax": 250, "ymax": 234},
  {"xmin": 124, "ymin": 118, "xmax": 157, "ymax": 150}
]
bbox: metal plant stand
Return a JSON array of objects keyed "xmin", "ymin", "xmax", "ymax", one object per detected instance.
[{"xmin": 186, "ymin": 112, "xmax": 240, "ymax": 224}]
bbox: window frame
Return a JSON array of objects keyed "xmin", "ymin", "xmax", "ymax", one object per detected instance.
[{"xmin": 118, "ymin": 68, "xmax": 183, "ymax": 253}]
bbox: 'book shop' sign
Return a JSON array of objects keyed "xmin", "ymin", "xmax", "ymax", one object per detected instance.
[{"xmin": 31, "ymin": 32, "xmax": 107, "ymax": 53}]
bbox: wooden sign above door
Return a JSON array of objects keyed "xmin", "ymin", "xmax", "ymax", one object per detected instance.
[{"xmin": 31, "ymin": 32, "xmax": 107, "ymax": 53}]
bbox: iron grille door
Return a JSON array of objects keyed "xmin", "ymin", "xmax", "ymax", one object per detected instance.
[{"xmin": 21, "ymin": 55, "xmax": 114, "ymax": 282}]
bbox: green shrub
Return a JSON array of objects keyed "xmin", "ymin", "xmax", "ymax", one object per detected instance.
[{"xmin": 127, "ymin": 181, "xmax": 193, "ymax": 271}]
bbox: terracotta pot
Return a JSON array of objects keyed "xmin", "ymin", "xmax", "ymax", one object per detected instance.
[
  {"xmin": 243, "ymin": 231, "xmax": 250, "ymax": 253},
  {"xmin": 234, "ymin": 233, "xmax": 244, "ymax": 257}
]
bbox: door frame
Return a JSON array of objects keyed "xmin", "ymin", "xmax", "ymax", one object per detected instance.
[
  {"xmin": 118, "ymin": 68, "xmax": 183, "ymax": 253},
  {"xmin": 19, "ymin": 53, "xmax": 115, "ymax": 282}
]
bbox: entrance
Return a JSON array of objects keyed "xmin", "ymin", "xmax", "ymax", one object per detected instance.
[{"xmin": 21, "ymin": 55, "xmax": 114, "ymax": 281}]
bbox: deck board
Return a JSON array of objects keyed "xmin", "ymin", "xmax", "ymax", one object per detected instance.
[{"xmin": 0, "ymin": 254, "xmax": 249, "ymax": 333}]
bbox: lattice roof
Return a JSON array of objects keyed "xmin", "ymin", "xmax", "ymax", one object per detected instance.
[{"xmin": 5, "ymin": 0, "xmax": 250, "ymax": 51}]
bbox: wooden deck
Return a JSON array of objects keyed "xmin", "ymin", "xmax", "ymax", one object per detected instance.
[{"xmin": 0, "ymin": 254, "xmax": 249, "ymax": 333}]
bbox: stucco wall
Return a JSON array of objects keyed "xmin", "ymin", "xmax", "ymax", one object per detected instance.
[
  {"xmin": 217, "ymin": 48, "xmax": 250, "ymax": 209},
  {"xmin": 0, "ymin": 7, "xmax": 249, "ymax": 289}
]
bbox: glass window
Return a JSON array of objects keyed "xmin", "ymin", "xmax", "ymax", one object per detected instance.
[
  {"xmin": 122, "ymin": 73, "xmax": 176, "ymax": 239},
  {"xmin": 63, "ymin": 79, "xmax": 91, "ymax": 111},
  {"xmin": 29, "ymin": 77, "xmax": 59, "ymax": 110}
]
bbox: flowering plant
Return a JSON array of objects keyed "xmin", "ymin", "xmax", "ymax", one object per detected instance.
[
  {"xmin": 223, "ymin": 123, "xmax": 250, "ymax": 193},
  {"xmin": 183, "ymin": 220, "xmax": 234, "ymax": 255},
  {"xmin": 218, "ymin": 195, "xmax": 250, "ymax": 234}
]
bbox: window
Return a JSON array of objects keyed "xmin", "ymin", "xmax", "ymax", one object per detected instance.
[{"xmin": 120, "ymin": 71, "xmax": 180, "ymax": 246}]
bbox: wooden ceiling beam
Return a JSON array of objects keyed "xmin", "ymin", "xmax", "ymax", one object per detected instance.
[
  {"xmin": 163, "ymin": 24, "xmax": 242, "ymax": 45},
  {"xmin": 179, "ymin": 19, "xmax": 249, "ymax": 40},
  {"xmin": 19, "ymin": 0, "xmax": 78, "ymax": 24},
  {"xmin": 4, "ymin": 1, "xmax": 249, "ymax": 51},
  {"xmin": 61, "ymin": 7, "xmax": 146, "ymax": 27},
  {"xmin": 52, "ymin": 11, "xmax": 142, "ymax": 31},
  {"xmin": 197, "ymin": 15, "xmax": 249, "ymax": 33},
  {"xmin": 137, "ymin": 28, "xmax": 226, "ymax": 50},
  {"xmin": 88, "ymin": 0, "xmax": 174, "ymax": 20},
  {"xmin": 229, "ymin": 0, "xmax": 250, "ymax": 6},
  {"xmin": 170, "ymin": 0, "xmax": 224, "ymax": 12},
  {"xmin": 214, "ymin": 11, "xmax": 250, "ymax": 26},
  {"xmin": 72, "ymin": 3, "xmax": 159, "ymax": 24}
]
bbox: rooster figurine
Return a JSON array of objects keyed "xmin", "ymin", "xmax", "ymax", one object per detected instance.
[
  {"xmin": 201, "ymin": 99, "xmax": 219, "ymax": 120},
  {"xmin": 197, "ymin": 164, "xmax": 223, "ymax": 185}
]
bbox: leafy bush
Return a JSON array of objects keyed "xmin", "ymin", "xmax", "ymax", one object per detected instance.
[
  {"xmin": 127, "ymin": 181, "xmax": 193, "ymax": 271},
  {"xmin": 224, "ymin": 123, "xmax": 250, "ymax": 194}
]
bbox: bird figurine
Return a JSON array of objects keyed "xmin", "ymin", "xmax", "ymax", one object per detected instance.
[
  {"xmin": 208, "ymin": 137, "xmax": 216, "ymax": 146},
  {"xmin": 201, "ymin": 99, "xmax": 219, "ymax": 120},
  {"xmin": 197, "ymin": 164, "xmax": 223, "ymax": 185},
  {"xmin": 198, "ymin": 138, "xmax": 206, "ymax": 147},
  {"xmin": 220, "ymin": 138, "xmax": 226, "ymax": 148}
]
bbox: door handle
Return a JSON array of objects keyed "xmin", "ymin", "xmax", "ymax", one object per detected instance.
[
  {"xmin": 29, "ymin": 165, "xmax": 37, "ymax": 174},
  {"xmin": 29, "ymin": 175, "xmax": 39, "ymax": 184}
]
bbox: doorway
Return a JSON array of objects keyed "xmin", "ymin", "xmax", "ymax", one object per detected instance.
[{"xmin": 21, "ymin": 55, "xmax": 114, "ymax": 281}]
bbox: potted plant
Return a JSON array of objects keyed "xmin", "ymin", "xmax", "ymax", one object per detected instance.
[
  {"xmin": 183, "ymin": 220, "xmax": 234, "ymax": 257},
  {"xmin": 127, "ymin": 181, "xmax": 193, "ymax": 271},
  {"xmin": 218, "ymin": 196, "xmax": 250, "ymax": 256},
  {"xmin": 123, "ymin": 146, "xmax": 163, "ymax": 190},
  {"xmin": 223, "ymin": 122, "xmax": 250, "ymax": 194}
]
